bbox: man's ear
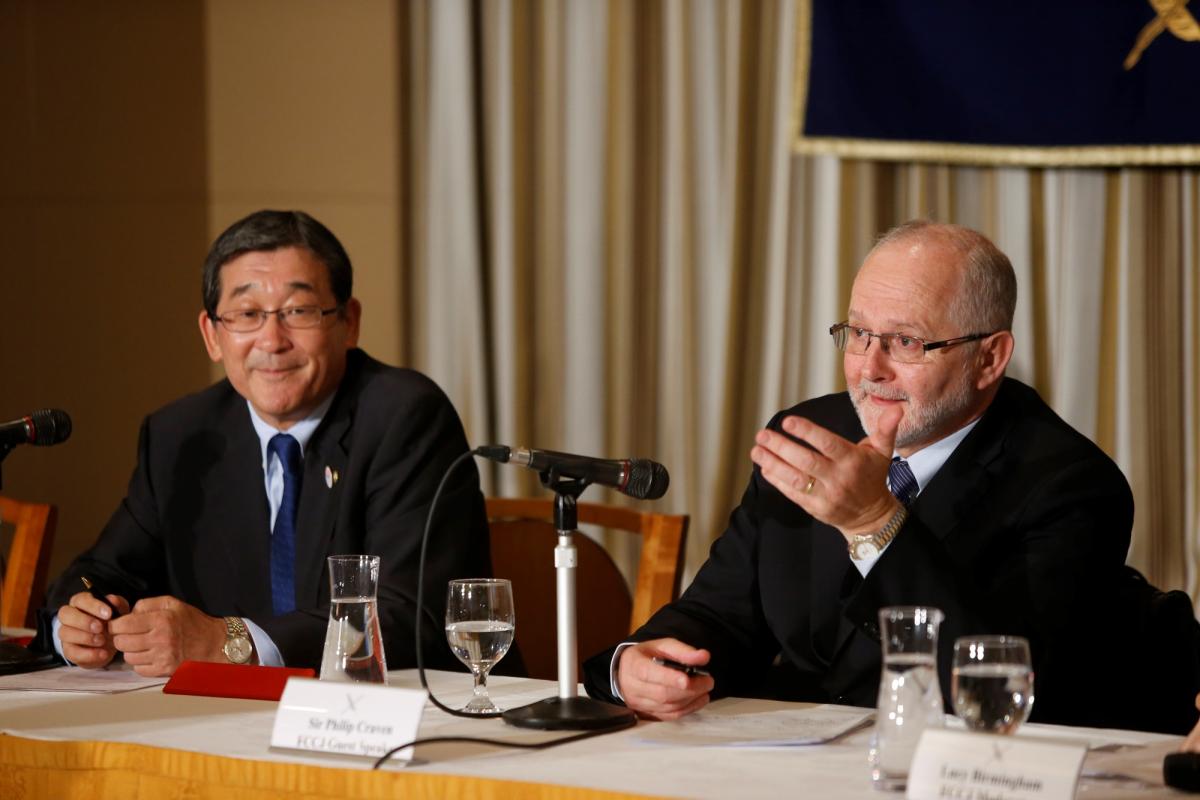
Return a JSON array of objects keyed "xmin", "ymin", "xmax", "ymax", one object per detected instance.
[
  {"xmin": 198, "ymin": 311, "xmax": 224, "ymax": 362},
  {"xmin": 341, "ymin": 298, "xmax": 362, "ymax": 349},
  {"xmin": 974, "ymin": 330, "xmax": 1014, "ymax": 391}
]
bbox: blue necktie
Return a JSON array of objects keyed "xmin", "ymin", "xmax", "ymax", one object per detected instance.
[
  {"xmin": 888, "ymin": 457, "xmax": 919, "ymax": 507},
  {"xmin": 268, "ymin": 433, "xmax": 302, "ymax": 615}
]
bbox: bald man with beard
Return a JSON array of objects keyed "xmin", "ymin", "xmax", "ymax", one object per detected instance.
[{"xmin": 584, "ymin": 221, "xmax": 1186, "ymax": 732}]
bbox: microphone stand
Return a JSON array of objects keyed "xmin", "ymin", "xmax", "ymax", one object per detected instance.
[{"xmin": 502, "ymin": 473, "xmax": 637, "ymax": 730}]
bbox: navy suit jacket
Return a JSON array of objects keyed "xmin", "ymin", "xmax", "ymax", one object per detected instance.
[
  {"xmin": 40, "ymin": 348, "xmax": 490, "ymax": 670},
  {"xmin": 584, "ymin": 378, "xmax": 1161, "ymax": 729}
]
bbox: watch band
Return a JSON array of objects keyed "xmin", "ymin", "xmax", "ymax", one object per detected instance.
[
  {"xmin": 222, "ymin": 616, "xmax": 253, "ymax": 664},
  {"xmin": 848, "ymin": 504, "xmax": 909, "ymax": 559},
  {"xmin": 224, "ymin": 615, "xmax": 247, "ymax": 638}
]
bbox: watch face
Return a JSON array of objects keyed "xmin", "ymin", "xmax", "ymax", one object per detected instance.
[
  {"xmin": 224, "ymin": 637, "xmax": 253, "ymax": 664},
  {"xmin": 852, "ymin": 540, "xmax": 881, "ymax": 560}
]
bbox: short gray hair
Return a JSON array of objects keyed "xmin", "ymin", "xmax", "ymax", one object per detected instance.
[{"xmin": 871, "ymin": 220, "xmax": 1017, "ymax": 333}]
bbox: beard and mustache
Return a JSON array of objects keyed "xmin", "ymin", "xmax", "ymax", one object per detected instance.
[{"xmin": 849, "ymin": 362, "xmax": 976, "ymax": 451}]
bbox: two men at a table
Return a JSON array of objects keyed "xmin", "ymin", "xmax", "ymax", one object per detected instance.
[{"xmin": 38, "ymin": 212, "xmax": 1198, "ymax": 738}]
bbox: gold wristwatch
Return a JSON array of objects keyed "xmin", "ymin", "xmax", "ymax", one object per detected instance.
[
  {"xmin": 222, "ymin": 616, "xmax": 253, "ymax": 664},
  {"xmin": 848, "ymin": 505, "xmax": 909, "ymax": 560}
]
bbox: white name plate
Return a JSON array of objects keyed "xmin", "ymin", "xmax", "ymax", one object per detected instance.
[
  {"xmin": 270, "ymin": 677, "xmax": 426, "ymax": 760},
  {"xmin": 906, "ymin": 728, "xmax": 1086, "ymax": 800}
]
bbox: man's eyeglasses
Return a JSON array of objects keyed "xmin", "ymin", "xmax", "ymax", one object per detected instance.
[
  {"xmin": 211, "ymin": 305, "xmax": 342, "ymax": 333},
  {"xmin": 829, "ymin": 322, "xmax": 992, "ymax": 364}
]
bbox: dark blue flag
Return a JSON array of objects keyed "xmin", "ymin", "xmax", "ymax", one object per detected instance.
[{"xmin": 794, "ymin": 0, "xmax": 1200, "ymax": 164}]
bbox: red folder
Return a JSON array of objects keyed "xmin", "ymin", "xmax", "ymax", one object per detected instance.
[{"xmin": 163, "ymin": 660, "xmax": 316, "ymax": 701}]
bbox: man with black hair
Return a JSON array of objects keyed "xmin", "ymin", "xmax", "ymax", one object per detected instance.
[{"xmin": 40, "ymin": 210, "xmax": 489, "ymax": 675}]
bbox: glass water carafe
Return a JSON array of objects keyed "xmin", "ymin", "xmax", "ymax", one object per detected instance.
[
  {"xmin": 319, "ymin": 554, "xmax": 387, "ymax": 684},
  {"xmin": 868, "ymin": 606, "xmax": 944, "ymax": 791}
]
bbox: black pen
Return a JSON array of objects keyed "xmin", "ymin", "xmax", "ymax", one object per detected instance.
[
  {"xmin": 80, "ymin": 576, "xmax": 120, "ymax": 619},
  {"xmin": 652, "ymin": 656, "xmax": 711, "ymax": 678}
]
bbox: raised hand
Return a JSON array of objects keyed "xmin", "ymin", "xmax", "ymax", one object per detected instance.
[{"xmin": 750, "ymin": 405, "xmax": 904, "ymax": 540}]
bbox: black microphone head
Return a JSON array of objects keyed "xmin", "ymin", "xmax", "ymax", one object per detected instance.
[
  {"xmin": 29, "ymin": 409, "xmax": 71, "ymax": 445},
  {"xmin": 625, "ymin": 459, "xmax": 669, "ymax": 500},
  {"xmin": 1164, "ymin": 752, "xmax": 1200, "ymax": 792},
  {"xmin": 474, "ymin": 444, "xmax": 512, "ymax": 463}
]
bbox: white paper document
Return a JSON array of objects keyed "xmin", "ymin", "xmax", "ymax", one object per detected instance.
[
  {"xmin": 638, "ymin": 703, "xmax": 874, "ymax": 747},
  {"xmin": 0, "ymin": 662, "xmax": 167, "ymax": 693}
]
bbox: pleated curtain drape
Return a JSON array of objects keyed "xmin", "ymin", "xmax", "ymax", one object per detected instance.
[{"xmin": 395, "ymin": 0, "xmax": 1200, "ymax": 602}]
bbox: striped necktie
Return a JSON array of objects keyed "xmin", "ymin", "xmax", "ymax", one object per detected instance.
[
  {"xmin": 268, "ymin": 433, "xmax": 302, "ymax": 615},
  {"xmin": 888, "ymin": 457, "xmax": 919, "ymax": 507}
]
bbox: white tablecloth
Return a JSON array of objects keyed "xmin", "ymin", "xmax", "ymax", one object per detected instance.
[{"xmin": 0, "ymin": 668, "xmax": 1184, "ymax": 799}]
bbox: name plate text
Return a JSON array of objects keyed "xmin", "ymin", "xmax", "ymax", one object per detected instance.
[
  {"xmin": 270, "ymin": 677, "xmax": 426, "ymax": 760},
  {"xmin": 906, "ymin": 728, "xmax": 1086, "ymax": 800}
]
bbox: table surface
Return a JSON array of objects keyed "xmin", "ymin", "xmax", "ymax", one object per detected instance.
[{"xmin": 0, "ymin": 668, "xmax": 1186, "ymax": 799}]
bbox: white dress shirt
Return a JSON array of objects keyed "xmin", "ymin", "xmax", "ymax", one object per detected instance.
[{"xmin": 241, "ymin": 394, "xmax": 334, "ymax": 665}]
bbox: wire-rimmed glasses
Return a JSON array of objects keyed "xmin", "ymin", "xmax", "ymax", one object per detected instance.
[
  {"xmin": 210, "ymin": 304, "xmax": 342, "ymax": 333},
  {"xmin": 829, "ymin": 322, "xmax": 993, "ymax": 364}
]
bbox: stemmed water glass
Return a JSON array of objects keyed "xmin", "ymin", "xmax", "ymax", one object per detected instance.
[
  {"xmin": 445, "ymin": 578, "xmax": 515, "ymax": 714},
  {"xmin": 951, "ymin": 635, "xmax": 1035, "ymax": 734}
]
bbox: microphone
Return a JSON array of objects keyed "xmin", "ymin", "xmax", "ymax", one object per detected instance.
[
  {"xmin": 476, "ymin": 445, "xmax": 669, "ymax": 500},
  {"xmin": 1165, "ymin": 752, "xmax": 1200, "ymax": 792},
  {"xmin": 0, "ymin": 409, "xmax": 72, "ymax": 450}
]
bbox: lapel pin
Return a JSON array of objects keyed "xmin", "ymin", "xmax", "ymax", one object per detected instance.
[{"xmin": 325, "ymin": 466, "xmax": 339, "ymax": 488}]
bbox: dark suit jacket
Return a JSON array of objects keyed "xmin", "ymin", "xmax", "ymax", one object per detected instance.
[
  {"xmin": 584, "ymin": 378, "xmax": 1164, "ymax": 729},
  {"xmin": 40, "ymin": 348, "xmax": 490, "ymax": 670}
]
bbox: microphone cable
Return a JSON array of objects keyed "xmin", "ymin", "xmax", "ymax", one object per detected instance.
[
  {"xmin": 412, "ymin": 449, "xmax": 500, "ymax": 719},
  {"xmin": 372, "ymin": 727, "xmax": 618, "ymax": 770},
  {"xmin": 378, "ymin": 447, "xmax": 627, "ymax": 769}
]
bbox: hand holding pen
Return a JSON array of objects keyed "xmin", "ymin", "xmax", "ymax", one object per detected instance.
[
  {"xmin": 652, "ymin": 656, "xmax": 712, "ymax": 677},
  {"xmin": 80, "ymin": 576, "xmax": 121, "ymax": 619},
  {"xmin": 55, "ymin": 577, "xmax": 130, "ymax": 669},
  {"xmin": 615, "ymin": 638, "xmax": 714, "ymax": 720}
]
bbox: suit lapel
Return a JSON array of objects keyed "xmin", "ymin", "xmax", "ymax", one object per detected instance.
[
  {"xmin": 805, "ymin": 381, "xmax": 1019, "ymax": 694},
  {"xmin": 807, "ymin": 396, "xmax": 869, "ymax": 665},
  {"xmin": 818, "ymin": 387, "xmax": 1012, "ymax": 666},
  {"xmin": 294, "ymin": 388, "xmax": 352, "ymax": 608},
  {"xmin": 907, "ymin": 386, "xmax": 1012, "ymax": 549},
  {"xmin": 810, "ymin": 520, "xmax": 860, "ymax": 665},
  {"xmin": 211, "ymin": 402, "xmax": 273, "ymax": 615}
]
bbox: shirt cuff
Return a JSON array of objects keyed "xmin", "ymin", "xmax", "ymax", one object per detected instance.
[
  {"xmin": 243, "ymin": 618, "xmax": 284, "ymax": 667},
  {"xmin": 50, "ymin": 614, "xmax": 74, "ymax": 665},
  {"xmin": 609, "ymin": 641, "xmax": 637, "ymax": 702},
  {"xmin": 848, "ymin": 540, "xmax": 893, "ymax": 577}
]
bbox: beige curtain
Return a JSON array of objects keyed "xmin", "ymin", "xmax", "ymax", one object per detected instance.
[{"xmin": 395, "ymin": 0, "xmax": 1200, "ymax": 601}]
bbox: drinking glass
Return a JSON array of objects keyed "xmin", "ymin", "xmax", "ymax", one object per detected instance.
[
  {"xmin": 320, "ymin": 555, "xmax": 388, "ymax": 684},
  {"xmin": 869, "ymin": 606, "xmax": 945, "ymax": 791},
  {"xmin": 445, "ymin": 578, "xmax": 515, "ymax": 714},
  {"xmin": 951, "ymin": 635, "xmax": 1034, "ymax": 734}
]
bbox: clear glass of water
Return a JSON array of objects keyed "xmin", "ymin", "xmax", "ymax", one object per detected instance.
[
  {"xmin": 320, "ymin": 555, "xmax": 388, "ymax": 684},
  {"xmin": 445, "ymin": 578, "xmax": 515, "ymax": 714},
  {"xmin": 869, "ymin": 606, "xmax": 945, "ymax": 792},
  {"xmin": 951, "ymin": 635, "xmax": 1034, "ymax": 734}
]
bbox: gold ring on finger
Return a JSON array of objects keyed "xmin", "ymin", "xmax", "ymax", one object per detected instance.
[{"xmin": 804, "ymin": 476, "xmax": 816, "ymax": 494}]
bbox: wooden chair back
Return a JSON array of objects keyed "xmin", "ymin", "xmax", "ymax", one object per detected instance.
[
  {"xmin": 486, "ymin": 497, "xmax": 688, "ymax": 680},
  {"xmin": 0, "ymin": 495, "xmax": 57, "ymax": 629}
]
